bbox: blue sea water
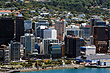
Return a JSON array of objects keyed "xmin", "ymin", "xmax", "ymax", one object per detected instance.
[{"xmin": 18, "ymin": 68, "xmax": 110, "ymax": 73}]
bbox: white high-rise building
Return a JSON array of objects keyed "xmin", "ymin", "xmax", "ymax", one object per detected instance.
[{"xmin": 43, "ymin": 28, "xmax": 57, "ymax": 39}]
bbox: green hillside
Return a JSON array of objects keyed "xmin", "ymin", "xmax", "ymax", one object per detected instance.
[{"xmin": 1, "ymin": 0, "xmax": 110, "ymax": 20}]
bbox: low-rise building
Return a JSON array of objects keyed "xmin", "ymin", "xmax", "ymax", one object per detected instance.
[
  {"xmin": 0, "ymin": 10, "xmax": 12, "ymax": 16},
  {"xmin": 0, "ymin": 45, "xmax": 10, "ymax": 63},
  {"xmin": 98, "ymin": 60, "xmax": 110, "ymax": 66},
  {"xmin": 76, "ymin": 54, "xmax": 110, "ymax": 63},
  {"xmin": 81, "ymin": 45, "xmax": 96, "ymax": 55}
]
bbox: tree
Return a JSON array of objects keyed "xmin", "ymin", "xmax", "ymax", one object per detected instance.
[
  {"xmin": 21, "ymin": 62, "xmax": 27, "ymax": 67},
  {"xmin": 65, "ymin": 60, "xmax": 72, "ymax": 64},
  {"xmin": 28, "ymin": 62, "xmax": 33, "ymax": 67}
]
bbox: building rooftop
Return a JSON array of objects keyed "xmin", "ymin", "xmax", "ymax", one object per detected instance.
[
  {"xmin": 36, "ymin": 25, "xmax": 48, "ymax": 29},
  {"xmin": 0, "ymin": 45, "xmax": 8, "ymax": 49},
  {"xmin": 25, "ymin": 33, "xmax": 34, "ymax": 36},
  {"xmin": 66, "ymin": 35, "xmax": 80, "ymax": 39},
  {"xmin": 76, "ymin": 54, "xmax": 110, "ymax": 60},
  {"xmin": 0, "ymin": 10, "xmax": 11, "ymax": 13}
]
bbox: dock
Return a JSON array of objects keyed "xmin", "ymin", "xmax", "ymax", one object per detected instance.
[{"xmin": 85, "ymin": 65, "xmax": 110, "ymax": 68}]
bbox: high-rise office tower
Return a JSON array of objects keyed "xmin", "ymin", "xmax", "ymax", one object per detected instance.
[
  {"xmin": 67, "ymin": 28, "xmax": 84, "ymax": 38},
  {"xmin": 43, "ymin": 28, "xmax": 57, "ymax": 39},
  {"xmin": 55, "ymin": 20, "xmax": 66, "ymax": 41},
  {"xmin": 24, "ymin": 20, "xmax": 32, "ymax": 31},
  {"xmin": 65, "ymin": 35, "xmax": 81, "ymax": 58},
  {"xmin": 49, "ymin": 43, "xmax": 61, "ymax": 59},
  {"xmin": 16, "ymin": 16, "xmax": 24, "ymax": 42},
  {"xmin": 10, "ymin": 41, "xmax": 20, "ymax": 61},
  {"xmin": 43, "ymin": 38, "xmax": 59, "ymax": 54},
  {"xmin": 93, "ymin": 26, "xmax": 108, "ymax": 53},
  {"xmin": 35, "ymin": 25, "xmax": 48, "ymax": 38},
  {"xmin": 25, "ymin": 33, "xmax": 35, "ymax": 58},
  {"xmin": 0, "ymin": 17, "xmax": 14, "ymax": 45},
  {"xmin": 90, "ymin": 18, "xmax": 102, "ymax": 36}
]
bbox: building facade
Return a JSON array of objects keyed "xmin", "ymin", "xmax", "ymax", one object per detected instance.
[
  {"xmin": 49, "ymin": 43, "xmax": 61, "ymax": 59},
  {"xmin": 43, "ymin": 28, "xmax": 57, "ymax": 39},
  {"xmin": 20, "ymin": 36, "xmax": 25, "ymax": 47},
  {"xmin": 0, "ymin": 17, "xmax": 14, "ymax": 45},
  {"xmin": 35, "ymin": 25, "xmax": 48, "ymax": 38},
  {"xmin": 35, "ymin": 20, "xmax": 49, "ymax": 28},
  {"xmin": 10, "ymin": 41, "xmax": 20, "ymax": 61},
  {"xmin": 90, "ymin": 18, "xmax": 102, "ymax": 36},
  {"xmin": 24, "ymin": 20, "xmax": 32, "ymax": 31},
  {"xmin": 65, "ymin": 35, "xmax": 81, "ymax": 58},
  {"xmin": 83, "ymin": 25, "xmax": 90, "ymax": 39},
  {"xmin": 25, "ymin": 33, "xmax": 35, "ymax": 58},
  {"xmin": 93, "ymin": 26, "xmax": 108, "ymax": 53},
  {"xmin": 16, "ymin": 16, "xmax": 24, "ymax": 42},
  {"xmin": 55, "ymin": 20, "xmax": 66, "ymax": 41},
  {"xmin": 43, "ymin": 39, "xmax": 59, "ymax": 54},
  {"xmin": 0, "ymin": 45, "xmax": 10, "ymax": 63},
  {"xmin": 67, "ymin": 28, "xmax": 84, "ymax": 38},
  {"xmin": 61, "ymin": 43, "xmax": 65, "ymax": 57},
  {"xmin": 81, "ymin": 45, "xmax": 96, "ymax": 55}
]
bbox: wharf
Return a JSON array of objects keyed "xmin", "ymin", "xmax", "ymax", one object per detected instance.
[{"xmin": 85, "ymin": 65, "xmax": 110, "ymax": 68}]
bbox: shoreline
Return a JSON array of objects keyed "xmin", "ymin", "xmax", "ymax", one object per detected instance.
[{"xmin": 20, "ymin": 65, "xmax": 84, "ymax": 72}]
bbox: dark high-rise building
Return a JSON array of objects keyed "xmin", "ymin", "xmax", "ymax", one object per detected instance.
[
  {"xmin": 93, "ymin": 26, "xmax": 108, "ymax": 53},
  {"xmin": 108, "ymin": 25, "xmax": 110, "ymax": 40},
  {"xmin": 65, "ymin": 35, "xmax": 81, "ymax": 58},
  {"xmin": 0, "ymin": 17, "xmax": 14, "ymax": 45},
  {"xmin": 90, "ymin": 18, "xmax": 102, "ymax": 36},
  {"xmin": 16, "ymin": 16, "xmax": 24, "ymax": 42}
]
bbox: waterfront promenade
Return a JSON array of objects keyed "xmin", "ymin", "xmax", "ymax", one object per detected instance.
[{"xmin": 20, "ymin": 64, "xmax": 84, "ymax": 72}]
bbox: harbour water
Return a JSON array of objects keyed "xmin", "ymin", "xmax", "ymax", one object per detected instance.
[{"xmin": 18, "ymin": 68, "xmax": 110, "ymax": 73}]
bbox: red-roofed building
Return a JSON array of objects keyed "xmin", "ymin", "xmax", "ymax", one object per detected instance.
[
  {"xmin": 0, "ymin": 10, "xmax": 12, "ymax": 16},
  {"xmin": 85, "ymin": 25, "xmax": 90, "ymax": 28},
  {"xmin": 91, "ymin": 6, "xmax": 94, "ymax": 8},
  {"xmin": 108, "ymin": 9, "xmax": 110, "ymax": 12},
  {"xmin": 95, "ymin": 6, "xmax": 97, "ymax": 8},
  {"xmin": 76, "ymin": 24, "xmax": 80, "ymax": 26}
]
